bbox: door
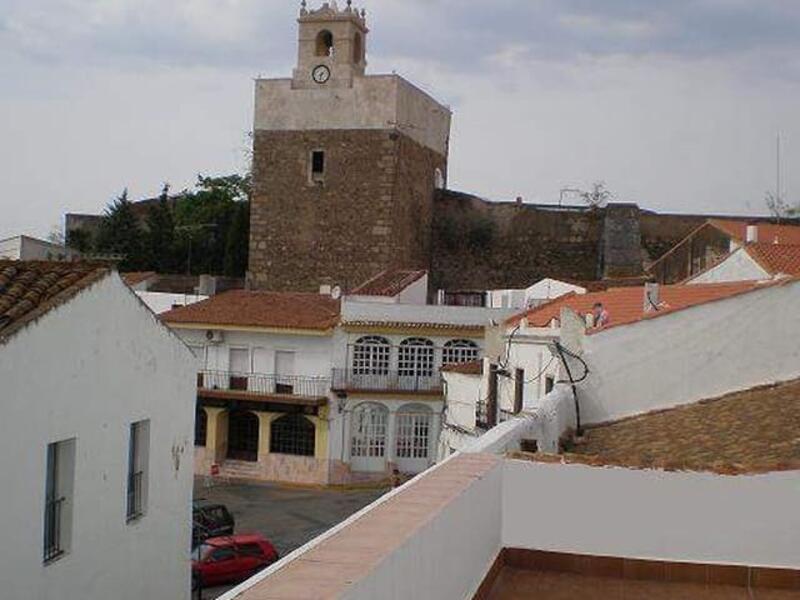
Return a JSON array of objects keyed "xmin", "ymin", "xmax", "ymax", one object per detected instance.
[
  {"xmin": 350, "ymin": 403, "xmax": 389, "ymax": 473},
  {"xmin": 275, "ymin": 351, "xmax": 296, "ymax": 395},
  {"xmin": 229, "ymin": 348, "xmax": 250, "ymax": 391},
  {"xmin": 227, "ymin": 410, "xmax": 259, "ymax": 462},
  {"xmin": 252, "ymin": 348, "xmax": 271, "ymax": 394},
  {"xmin": 395, "ymin": 405, "xmax": 433, "ymax": 474},
  {"xmin": 203, "ymin": 546, "xmax": 239, "ymax": 586}
]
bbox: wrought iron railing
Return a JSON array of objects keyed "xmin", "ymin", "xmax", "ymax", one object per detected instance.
[
  {"xmin": 126, "ymin": 471, "xmax": 144, "ymax": 522},
  {"xmin": 198, "ymin": 370, "xmax": 331, "ymax": 398},
  {"xmin": 43, "ymin": 496, "xmax": 65, "ymax": 562},
  {"xmin": 332, "ymin": 369, "xmax": 443, "ymax": 393}
]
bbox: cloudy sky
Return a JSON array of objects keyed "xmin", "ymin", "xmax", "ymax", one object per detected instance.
[{"xmin": 2, "ymin": 0, "xmax": 799, "ymax": 239}]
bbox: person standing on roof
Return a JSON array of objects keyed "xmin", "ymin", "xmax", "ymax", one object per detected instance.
[{"xmin": 592, "ymin": 302, "xmax": 610, "ymax": 328}]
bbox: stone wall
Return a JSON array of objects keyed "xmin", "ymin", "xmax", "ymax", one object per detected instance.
[
  {"xmin": 249, "ymin": 128, "xmax": 445, "ymax": 292},
  {"xmin": 430, "ymin": 191, "xmax": 604, "ymax": 292}
]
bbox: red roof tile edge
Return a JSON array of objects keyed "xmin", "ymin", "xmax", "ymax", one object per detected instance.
[
  {"xmin": 350, "ymin": 268, "xmax": 427, "ymax": 297},
  {"xmin": 0, "ymin": 263, "xmax": 112, "ymax": 344}
]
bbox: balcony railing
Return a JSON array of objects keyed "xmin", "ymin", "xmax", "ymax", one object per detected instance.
[
  {"xmin": 126, "ymin": 471, "xmax": 144, "ymax": 522},
  {"xmin": 198, "ymin": 370, "xmax": 331, "ymax": 398},
  {"xmin": 43, "ymin": 496, "xmax": 65, "ymax": 563},
  {"xmin": 332, "ymin": 369, "xmax": 443, "ymax": 393}
]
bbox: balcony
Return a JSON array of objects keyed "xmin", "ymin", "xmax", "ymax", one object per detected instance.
[
  {"xmin": 332, "ymin": 369, "xmax": 443, "ymax": 394},
  {"xmin": 197, "ymin": 370, "xmax": 331, "ymax": 404}
]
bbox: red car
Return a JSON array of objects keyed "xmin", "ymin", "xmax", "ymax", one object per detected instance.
[{"xmin": 191, "ymin": 534, "xmax": 279, "ymax": 588}]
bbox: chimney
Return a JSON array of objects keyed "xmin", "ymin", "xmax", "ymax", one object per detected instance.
[
  {"xmin": 198, "ymin": 274, "xmax": 217, "ymax": 296},
  {"xmin": 746, "ymin": 225, "xmax": 759, "ymax": 244},
  {"xmin": 644, "ymin": 282, "xmax": 660, "ymax": 313},
  {"xmin": 319, "ymin": 284, "xmax": 332, "ymax": 296}
]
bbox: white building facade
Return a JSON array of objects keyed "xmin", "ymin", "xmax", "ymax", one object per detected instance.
[
  {"xmin": 0, "ymin": 265, "xmax": 196, "ymax": 600},
  {"xmin": 163, "ymin": 290, "xmax": 511, "ymax": 485}
]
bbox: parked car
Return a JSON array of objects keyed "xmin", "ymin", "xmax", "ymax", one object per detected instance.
[
  {"xmin": 191, "ymin": 534, "xmax": 279, "ymax": 588},
  {"xmin": 192, "ymin": 500, "xmax": 234, "ymax": 546}
]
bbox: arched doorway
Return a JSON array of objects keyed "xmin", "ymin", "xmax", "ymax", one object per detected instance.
[
  {"xmin": 395, "ymin": 404, "xmax": 433, "ymax": 474},
  {"xmin": 227, "ymin": 410, "xmax": 259, "ymax": 462},
  {"xmin": 350, "ymin": 403, "xmax": 389, "ymax": 473}
]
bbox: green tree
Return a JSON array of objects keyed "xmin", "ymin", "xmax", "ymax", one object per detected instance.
[
  {"xmin": 145, "ymin": 183, "xmax": 176, "ymax": 272},
  {"xmin": 95, "ymin": 189, "xmax": 146, "ymax": 270},
  {"xmin": 223, "ymin": 200, "xmax": 250, "ymax": 276}
]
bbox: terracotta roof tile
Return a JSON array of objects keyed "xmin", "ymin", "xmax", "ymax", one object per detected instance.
[
  {"xmin": 160, "ymin": 290, "xmax": 340, "ymax": 331},
  {"xmin": 508, "ymin": 280, "xmax": 783, "ymax": 332},
  {"xmin": 709, "ymin": 219, "xmax": 800, "ymax": 245},
  {"xmin": 745, "ymin": 244, "xmax": 800, "ymax": 276},
  {"xmin": 568, "ymin": 379, "xmax": 800, "ymax": 474},
  {"xmin": 0, "ymin": 261, "xmax": 111, "ymax": 344},
  {"xmin": 350, "ymin": 269, "xmax": 427, "ymax": 297}
]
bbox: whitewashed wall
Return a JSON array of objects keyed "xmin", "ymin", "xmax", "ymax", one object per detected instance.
[
  {"xmin": 340, "ymin": 458, "xmax": 504, "ymax": 600},
  {"xmin": 0, "ymin": 274, "xmax": 196, "ymax": 600},
  {"xmin": 503, "ymin": 460, "xmax": 800, "ymax": 569},
  {"xmin": 176, "ymin": 328, "xmax": 334, "ymax": 379},
  {"xmin": 580, "ymin": 281, "xmax": 800, "ymax": 424},
  {"xmin": 689, "ymin": 248, "xmax": 768, "ymax": 283}
]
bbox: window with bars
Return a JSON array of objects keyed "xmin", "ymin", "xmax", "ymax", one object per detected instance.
[
  {"xmin": 395, "ymin": 407, "xmax": 432, "ymax": 459},
  {"xmin": 126, "ymin": 420, "xmax": 149, "ymax": 523},
  {"xmin": 269, "ymin": 414, "xmax": 316, "ymax": 457},
  {"xmin": 43, "ymin": 439, "xmax": 74, "ymax": 563},
  {"xmin": 398, "ymin": 338, "xmax": 434, "ymax": 377},
  {"xmin": 442, "ymin": 339, "xmax": 480, "ymax": 365},
  {"xmin": 352, "ymin": 337, "xmax": 391, "ymax": 375},
  {"xmin": 351, "ymin": 404, "xmax": 388, "ymax": 458}
]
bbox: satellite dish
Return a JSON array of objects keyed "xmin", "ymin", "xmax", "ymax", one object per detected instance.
[{"xmin": 331, "ymin": 285, "xmax": 342, "ymax": 300}]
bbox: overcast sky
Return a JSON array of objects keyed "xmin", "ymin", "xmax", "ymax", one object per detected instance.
[{"xmin": 2, "ymin": 0, "xmax": 799, "ymax": 239}]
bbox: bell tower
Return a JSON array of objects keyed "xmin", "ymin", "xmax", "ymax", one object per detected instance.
[
  {"xmin": 293, "ymin": 1, "xmax": 368, "ymax": 89},
  {"xmin": 248, "ymin": 3, "xmax": 452, "ymax": 292}
]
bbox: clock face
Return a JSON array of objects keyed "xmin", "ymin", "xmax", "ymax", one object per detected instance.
[{"xmin": 312, "ymin": 65, "xmax": 331, "ymax": 84}]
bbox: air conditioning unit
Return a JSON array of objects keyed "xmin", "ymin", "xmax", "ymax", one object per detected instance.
[{"xmin": 205, "ymin": 330, "xmax": 224, "ymax": 344}]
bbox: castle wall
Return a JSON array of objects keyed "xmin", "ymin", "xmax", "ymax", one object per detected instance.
[{"xmin": 430, "ymin": 192, "xmax": 604, "ymax": 292}]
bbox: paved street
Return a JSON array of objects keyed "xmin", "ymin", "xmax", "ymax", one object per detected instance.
[{"xmin": 193, "ymin": 479, "xmax": 389, "ymax": 599}]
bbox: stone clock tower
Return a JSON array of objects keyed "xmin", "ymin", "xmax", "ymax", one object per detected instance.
[{"xmin": 248, "ymin": 1, "xmax": 452, "ymax": 292}]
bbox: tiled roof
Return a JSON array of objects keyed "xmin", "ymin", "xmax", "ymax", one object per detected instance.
[
  {"xmin": 350, "ymin": 269, "xmax": 427, "ymax": 297},
  {"xmin": 160, "ymin": 290, "xmax": 340, "ymax": 331},
  {"xmin": 441, "ymin": 360, "xmax": 483, "ymax": 375},
  {"xmin": 122, "ymin": 271, "xmax": 157, "ymax": 286},
  {"xmin": 343, "ymin": 320, "xmax": 484, "ymax": 332},
  {"xmin": 568, "ymin": 379, "xmax": 800, "ymax": 474},
  {"xmin": 509, "ymin": 280, "xmax": 779, "ymax": 332},
  {"xmin": 0, "ymin": 261, "xmax": 111, "ymax": 344},
  {"xmin": 709, "ymin": 219, "xmax": 800, "ymax": 245},
  {"xmin": 746, "ymin": 244, "xmax": 800, "ymax": 276}
]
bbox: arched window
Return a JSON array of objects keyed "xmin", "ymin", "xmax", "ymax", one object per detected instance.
[
  {"xmin": 351, "ymin": 403, "xmax": 389, "ymax": 458},
  {"xmin": 353, "ymin": 32, "xmax": 363, "ymax": 63},
  {"xmin": 398, "ymin": 338, "xmax": 435, "ymax": 378},
  {"xmin": 316, "ymin": 30, "xmax": 334, "ymax": 57},
  {"xmin": 442, "ymin": 339, "xmax": 480, "ymax": 365},
  {"xmin": 396, "ymin": 404, "xmax": 433, "ymax": 461},
  {"xmin": 270, "ymin": 414, "xmax": 315, "ymax": 457},
  {"xmin": 352, "ymin": 336, "xmax": 390, "ymax": 375},
  {"xmin": 195, "ymin": 407, "xmax": 207, "ymax": 447}
]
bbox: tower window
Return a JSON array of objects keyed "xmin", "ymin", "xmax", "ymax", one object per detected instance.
[
  {"xmin": 316, "ymin": 30, "xmax": 334, "ymax": 57},
  {"xmin": 310, "ymin": 150, "xmax": 326, "ymax": 184}
]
